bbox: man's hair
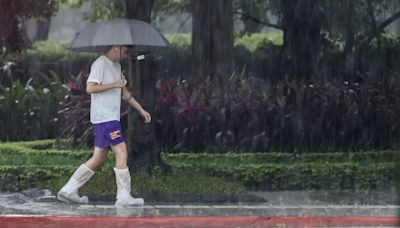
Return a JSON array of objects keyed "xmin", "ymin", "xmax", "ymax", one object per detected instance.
[{"xmin": 105, "ymin": 46, "xmax": 113, "ymax": 54}]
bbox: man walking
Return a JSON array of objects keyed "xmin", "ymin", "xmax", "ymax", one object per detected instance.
[{"xmin": 57, "ymin": 45, "xmax": 150, "ymax": 206}]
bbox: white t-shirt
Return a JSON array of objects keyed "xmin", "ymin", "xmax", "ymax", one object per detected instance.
[{"xmin": 87, "ymin": 55, "xmax": 122, "ymax": 124}]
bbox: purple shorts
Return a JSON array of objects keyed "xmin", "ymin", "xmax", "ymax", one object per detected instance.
[{"xmin": 92, "ymin": 120, "xmax": 125, "ymax": 148}]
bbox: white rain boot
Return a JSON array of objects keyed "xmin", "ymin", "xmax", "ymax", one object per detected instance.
[
  {"xmin": 114, "ymin": 167, "xmax": 144, "ymax": 206},
  {"xmin": 57, "ymin": 164, "xmax": 94, "ymax": 204}
]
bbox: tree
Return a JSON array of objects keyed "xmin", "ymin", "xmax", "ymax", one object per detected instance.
[
  {"xmin": 228, "ymin": 0, "xmax": 400, "ymax": 80},
  {"xmin": 233, "ymin": 0, "xmax": 277, "ymax": 34},
  {"xmin": 0, "ymin": 0, "xmax": 58, "ymax": 53},
  {"xmin": 34, "ymin": 19, "xmax": 52, "ymax": 41},
  {"xmin": 192, "ymin": 0, "xmax": 234, "ymax": 79},
  {"xmin": 123, "ymin": 0, "xmax": 172, "ymax": 172},
  {"xmin": 280, "ymin": 0, "xmax": 324, "ymax": 80},
  {"xmin": 341, "ymin": 0, "xmax": 400, "ymax": 79}
]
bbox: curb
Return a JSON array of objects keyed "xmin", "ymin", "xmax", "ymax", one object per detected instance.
[{"xmin": 1, "ymin": 215, "xmax": 399, "ymax": 227}]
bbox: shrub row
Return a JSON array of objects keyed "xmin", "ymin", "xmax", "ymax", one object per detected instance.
[
  {"xmin": 1, "ymin": 140, "xmax": 399, "ymax": 191},
  {"xmin": 0, "ymin": 165, "xmax": 244, "ymax": 195},
  {"xmin": 1, "ymin": 162, "xmax": 397, "ymax": 192},
  {"xmin": 0, "ymin": 143, "xmax": 89, "ymax": 159},
  {"xmin": 0, "ymin": 165, "xmax": 74, "ymax": 191},
  {"xmin": 7, "ymin": 139, "xmax": 74, "ymax": 150},
  {"xmin": 170, "ymin": 162, "xmax": 400, "ymax": 190},
  {"xmin": 163, "ymin": 151, "xmax": 400, "ymax": 164},
  {"xmin": 3, "ymin": 140, "xmax": 397, "ymax": 164}
]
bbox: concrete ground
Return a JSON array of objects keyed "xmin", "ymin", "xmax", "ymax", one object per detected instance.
[{"xmin": 1, "ymin": 189, "xmax": 399, "ymax": 227}]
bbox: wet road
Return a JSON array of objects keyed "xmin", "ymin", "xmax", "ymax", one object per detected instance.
[{"xmin": 0, "ymin": 190, "xmax": 398, "ymax": 217}]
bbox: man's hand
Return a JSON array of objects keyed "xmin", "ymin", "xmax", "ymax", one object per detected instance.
[
  {"xmin": 113, "ymin": 79, "xmax": 126, "ymax": 88},
  {"xmin": 87, "ymin": 80, "xmax": 125, "ymax": 94},
  {"xmin": 140, "ymin": 110, "xmax": 151, "ymax": 123}
]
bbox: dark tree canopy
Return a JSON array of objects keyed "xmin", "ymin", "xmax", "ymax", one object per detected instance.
[{"xmin": 0, "ymin": 0, "xmax": 58, "ymax": 53}]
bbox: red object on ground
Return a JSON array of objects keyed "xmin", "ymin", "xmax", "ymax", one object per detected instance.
[{"xmin": 1, "ymin": 215, "xmax": 399, "ymax": 228}]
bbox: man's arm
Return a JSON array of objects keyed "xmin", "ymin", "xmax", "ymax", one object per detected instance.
[
  {"xmin": 86, "ymin": 79, "xmax": 125, "ymax": 94},
  {"xmin": 122, "ymin": 87, "xmax": 151, "ymax": 123}
]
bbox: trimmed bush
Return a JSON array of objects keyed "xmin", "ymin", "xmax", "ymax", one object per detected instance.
[
  {"xmin": 0, "ymin": 140, "xmax": 244, "ymax": 195},
  {"xmin": 0, "ymin": 140, "xmax": 398, "ymax": 192},
  {"xmin": 0, "ymin": 165, "xmax": 75, "ymax": 191},
  {"xmin": 163, "ymin": 151, "xmax": 400, "ymax": 164},
  {"xmin": 173, "ymin": 162, "xmax": 400, "ymax": 190}
]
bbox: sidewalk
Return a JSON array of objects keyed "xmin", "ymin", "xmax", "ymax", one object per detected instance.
[{"xmin": 1, "ymin": 190, "xmax": 399, "ymax": 227}]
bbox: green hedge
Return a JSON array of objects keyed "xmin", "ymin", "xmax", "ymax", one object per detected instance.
[
  {"xmin": 7, "ymin": 139, "xmax": 74, "ymax": 150},
  {"xmin": 0, "ymin": 165, "xmax": 75, "ymax": 191},
  {"xmin": 172, "ymin": 162, "xmax": 399, "ymax": 190},
  {"xmin": 1, "ymin": 140, "xmax": 399, "ymax": 191},
  {"xmin": 0, "ymin": 143, "xmax": 90, "ymax": 159},
  {"xmin": 164, "ymin": 152, "xmax": 400, "ymax": 190},
  {"xmin": 0, "ymin": 165, "xmax": 244, "ymax": 195},
  {"xmin": 0, "ymin": 140, "xmax": 244, "ymax": 195},
  {"xmin": 163, "ymin": 151, "xmax": 400, "ymax": 164}
]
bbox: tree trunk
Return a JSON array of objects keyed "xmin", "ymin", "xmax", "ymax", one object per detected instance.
[
  {"xmin": 343, "ymin": 0, "xmax": 355, "ymax": 80},
  {"xmin": 0, "ymin": 1, "xmax": 30, "ymax": 54},
  {"xmin": 192, "ymin": 0, "xmax": 234, "ymax": 79},
  {"xmin": 34, "ymin": 19, "xmax": 51, "ymax": 41},
  {"xmin": 125, "ymin": 0, "xmax": 154, "ymax": 21},
  {"xmin": 124, "ymin": 0, "xmax": 170, "ymax": 172},
  {"xmin": 281, "ymin": 0, "xmax": 322, "ymax": 80}
]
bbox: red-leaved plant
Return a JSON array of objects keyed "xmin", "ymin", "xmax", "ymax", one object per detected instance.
[{"xmin": 155, "ymin": 73, "xmax": 400, "ymax": 153}]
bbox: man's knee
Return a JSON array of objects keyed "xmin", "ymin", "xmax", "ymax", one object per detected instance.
[
  {"xmin": 91, "ymin": 148, "xmax": 108, "ymax": 163},
  {"xmin": 97, "ymin": 154, "xmax": 108, "ymax": 163}
]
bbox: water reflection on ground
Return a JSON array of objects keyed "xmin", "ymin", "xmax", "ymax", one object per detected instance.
[{"xmin": 0, "ymin": 189, "xmax": 398, "ymax": 217}]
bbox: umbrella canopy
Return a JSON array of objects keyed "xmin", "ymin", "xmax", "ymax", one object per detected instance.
[{"xmin": 69, "ymin": 18, "xmax": 169, "ymax": 52}]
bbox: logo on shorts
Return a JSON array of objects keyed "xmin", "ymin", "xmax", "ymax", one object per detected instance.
[{"xmin": 110, "ymin": 130, "xmax": 121, "ymax": 140}]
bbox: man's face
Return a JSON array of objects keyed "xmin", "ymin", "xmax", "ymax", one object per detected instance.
[{"xmin": 114, "ymin": 46, "xmax": 128, "ymax": 61}]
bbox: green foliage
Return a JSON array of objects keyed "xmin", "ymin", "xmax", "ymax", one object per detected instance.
[
  {"xmin": 133, "ymin": 168, "xmax": 244, "ymax": 196},
  {"xmin": 164, "ymin": 153, "xmax": 400, "ymax": 190},
  {"xmin": 0, "ymin": 140, "xmax": 244, "ymax": 195},
  {"xmin": 152, "ymin": 0, "xmax": 191, "ymax": 26},
  {"xmin": 163, "ymin": 151, "xmax": 400, "ymax": 165},
  {"xmin": 83, "ymin": 0, "xmax": 125, "ymax": 22},
  {"xmin": 321, "ymin": 0, "xmax": 394, "ymax": 40},
  {"xmin": 0, "ymin": 41, "xmax": 95, "ymax": 86},
  {"xmin": 235, "ymin": 32, "xmax": 283, "ymax": 51},
  {"xmin": 8, "ymin": 138, "xmax": 75, "ymax": 150},
  {"xmin": 0, "ymin": 164, "xmax": 244, "ymax": 196},
  {"xmin": 0, "ymin": 140, "xmax": 398, "ymax": 192},
  {"xmin": 357, "ymin": 34, "xmax": 400, "ymax": 75},
  {"xmin": 165, "ymin": 33, "xmax": 191, "ymax": 46},
  {"xmin": 58, "ymin": 0, "xmax": 125, "ymax": 22},
  {"xmin": 0, "ymin": 165, "xmax": 75, "ymax": 191},
  {"xmin": 0, "ymin": 71, "xmax": 70, "ymax": 140}
]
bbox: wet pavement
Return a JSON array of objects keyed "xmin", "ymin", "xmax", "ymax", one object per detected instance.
[{"xmin": 0, "ymin": 189, "xmax": 398, "ymax": 217}]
